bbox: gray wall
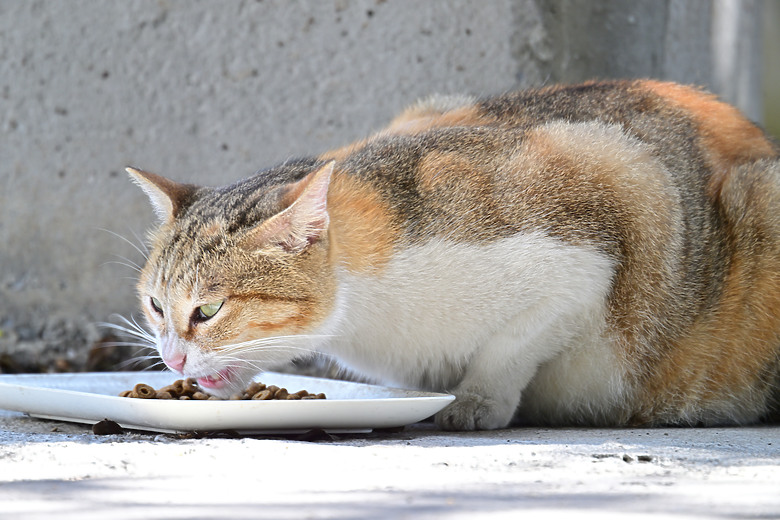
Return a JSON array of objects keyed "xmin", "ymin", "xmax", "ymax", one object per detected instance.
[{"xmin": 0, "ymin": 0, "xmax": 765, "ymax": 365}]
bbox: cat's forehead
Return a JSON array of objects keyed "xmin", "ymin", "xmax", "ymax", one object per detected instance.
[{"xmin": 178, "ymin": 159, "xmax": 319, "ymax": 231}]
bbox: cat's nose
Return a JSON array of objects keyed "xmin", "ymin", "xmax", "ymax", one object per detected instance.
[{"xmin": 165, "ymin": 352, "xmax": 187, "ymax": 373}]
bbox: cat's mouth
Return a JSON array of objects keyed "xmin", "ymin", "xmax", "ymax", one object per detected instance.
[{"xmin": 196, "ymin": 368, "xmax": 234, "ymax": 390}]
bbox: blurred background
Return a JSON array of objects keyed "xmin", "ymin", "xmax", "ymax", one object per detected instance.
[
  {"xmin": 764, "ymin": 0, "xmax": 779, "ymax": 139},
  {"xmin": 0, "ymin": 0, "xmax": 777, "ymax": 373}
]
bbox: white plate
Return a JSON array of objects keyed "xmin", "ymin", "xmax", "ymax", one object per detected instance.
[{"xmin": 0, "ymin": 371, "xmax": 454, "ymax": 434}]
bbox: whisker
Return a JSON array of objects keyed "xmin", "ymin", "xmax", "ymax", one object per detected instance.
[
  {"xmin": 99, "ymin": 315, "xmax": 156, "ymax": 343},
  {"xmin": 101, "ymin": 259, "xmax": 142, "ymax": 273},
  {"xmin": 99, "ymin": 325, "xmax": 154, "ymax": 344},
  {"xmin": 96, "ymin": 340, "xmax": 156, "ymax": 350},
  {"xmin": 128, "ymin": 226, "xmax": 150, "ymax": 257},
  {"xmin": 117, "ymin": 356, "xmax": 165, "ymax": 371},
  {"xmin": 98, "ymin": 227, "xmax": 149, "ymax": 261},
  {"xmin": 215, "ymin": 334, "xmax": 332, "ymax": 354}
]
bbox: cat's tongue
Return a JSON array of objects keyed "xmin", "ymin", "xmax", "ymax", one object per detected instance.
[{"xmin": 197, "ymin": 370, "xmax": 231, "ymax": 390}]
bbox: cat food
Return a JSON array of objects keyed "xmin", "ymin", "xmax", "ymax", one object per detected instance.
[{"xmin": 119, "ymin": 378, "xmax": 326, "ymax": 401}]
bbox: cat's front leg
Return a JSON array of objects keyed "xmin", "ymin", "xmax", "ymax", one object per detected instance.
[{"xmin": 435, "ymin": 323, "xmax": 556, "ymax": 431}]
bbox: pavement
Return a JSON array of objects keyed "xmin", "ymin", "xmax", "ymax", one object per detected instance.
[{"xmin": 0, "ymin": 408, "xmax": 778, "ymax": 520}]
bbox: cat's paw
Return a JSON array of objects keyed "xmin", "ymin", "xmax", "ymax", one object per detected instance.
[{"xmin": 434, "ymin": 391, "xmax": 515, "ymax": 431}]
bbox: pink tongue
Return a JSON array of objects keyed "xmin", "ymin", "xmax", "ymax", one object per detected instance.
[{"xmin": 197, "ymin": 371, "xmax": 229, "ymax": 389}]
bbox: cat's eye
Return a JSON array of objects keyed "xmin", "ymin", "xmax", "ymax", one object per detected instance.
[
  {"xmin": 150, "ymin": 297, "xmax": 164, "ymax": 316},
  {"xmin": 196, "ymin": 300, "xmax": 224, "ymax": 321}
]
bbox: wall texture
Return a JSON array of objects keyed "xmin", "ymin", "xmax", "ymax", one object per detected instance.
[{"xmin": 0, "ymin": 0, "xmax": 765, "ymax": 369}]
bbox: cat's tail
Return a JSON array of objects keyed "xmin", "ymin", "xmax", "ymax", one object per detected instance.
[{"xmin": 719, "ymin": 157, "xmax": 780, "ymax": 423}]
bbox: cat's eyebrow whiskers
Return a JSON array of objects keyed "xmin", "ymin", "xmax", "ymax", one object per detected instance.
[
  {"xmin": 98, "ymin": 227, "xmax": 149, "ymax": 261},
  {"xmin": 100, "ymin": 256, "xmax": 144, "ymax": 273}
]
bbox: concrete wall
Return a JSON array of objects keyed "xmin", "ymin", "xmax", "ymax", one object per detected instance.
[{"xmin": 0, "ymin": 0, "xmax": 765, "ymax": 368}]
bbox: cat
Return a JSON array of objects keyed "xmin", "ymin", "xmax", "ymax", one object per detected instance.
[{"xmin": 126, "ymin": 79, "xmax": 780, "ymax": 430}]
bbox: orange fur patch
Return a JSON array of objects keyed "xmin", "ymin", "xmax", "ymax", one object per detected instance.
[
  {"xmin": 327, "ymin": 172, "xmax": 396, "ymax": 273},
  {"xmin": 248, "ymin": 315, "xmax": 304, "ymax": 334},
  {"xmin": 641, "ymin": 80, "xmax": 777, "ymax": 197}
]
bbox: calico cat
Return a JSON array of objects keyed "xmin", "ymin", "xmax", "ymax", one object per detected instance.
[{"xmin": 127, "ymin": 80, "xmax": 780, "ymax": 430}]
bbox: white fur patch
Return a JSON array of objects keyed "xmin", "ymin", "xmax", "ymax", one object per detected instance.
[{"xmin": 314, "ymin": 231, "xmax": 628, "ymax": 424}]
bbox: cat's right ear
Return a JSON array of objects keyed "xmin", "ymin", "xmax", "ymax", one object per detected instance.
[{"xmin": 126, "ymin": 167, "xmax": 196, "ymax": 223}]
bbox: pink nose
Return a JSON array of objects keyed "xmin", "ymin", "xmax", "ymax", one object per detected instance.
[{"xmin": 164, "ymin": 352, "xmax": 187, "ymax": 373}]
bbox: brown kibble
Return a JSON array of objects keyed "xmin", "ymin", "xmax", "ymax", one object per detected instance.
[
  {"xmin": 158, "ymin": 384, "xmax": 180, "ymax": 397},
  {"xmin": 182, "ymin": 378, "xmax": 198, "ymax": 394},
  {"xmin": 133, "ymin": 383, "xmax": 156, "ymax": 399},
  {"xmin": 251, "ymin": 389, "xmax": 274, "ymax": 400},
  {"xmin": 244, "ymin": 382, "xmax": 266, "ymax": 395},
  {"xmin": 119, "ymin": 379, "xmax": 325, "ymax": 401}
]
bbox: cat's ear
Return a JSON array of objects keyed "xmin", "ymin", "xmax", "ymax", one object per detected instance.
[
  {"xmin": 244, "ymin": 161, "xmax": 334, "ymax": 253},
  {"xmin": 126, "ymin": 167, "xmax": 196, "ymax": 223}
]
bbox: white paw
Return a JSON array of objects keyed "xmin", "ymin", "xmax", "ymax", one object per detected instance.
[{"xmin": 434, "ymin": 391, "xmax": 516, "ymax": 431}]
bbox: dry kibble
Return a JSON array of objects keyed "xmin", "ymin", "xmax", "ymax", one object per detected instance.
[
  {"xmin": 251, "ymin": 389, "xmax": 274, "ymax": 400},
  {"xmin": 182, "ymin": 378, "xmax": 198, "ymax": 394},
  {"xmin": 119, "ymin": 378, "xmax": 326, "ymax": 401},
  {"xmin": 158, "ymin": 384, "xmax": 180, "ymax": 397},
  {"xmin": 244, "ymin": 382, "xmax": 266, "ymax": 395},
  {"xmin": 133, "ymin": 383, "xmax": 156, "ymax": 399}
]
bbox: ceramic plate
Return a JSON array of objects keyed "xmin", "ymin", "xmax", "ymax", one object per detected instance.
[{"xmin": 0, "ymin": 371, "xmax": 454, "ymax": 433}]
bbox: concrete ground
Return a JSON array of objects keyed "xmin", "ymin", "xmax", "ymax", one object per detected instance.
[{"xmin": 0, "ymin": 409, "xmax": 778, "ymax": 519}]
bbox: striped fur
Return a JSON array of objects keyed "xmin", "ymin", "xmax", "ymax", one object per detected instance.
[{"xmin": 128, "ymin": 80, "xmax": 780, "ymax": 429}]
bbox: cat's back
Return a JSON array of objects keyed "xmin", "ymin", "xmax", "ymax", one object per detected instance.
[{"xmin": 325, "ymin": 80, "xmax": 777, "ymax": 246}]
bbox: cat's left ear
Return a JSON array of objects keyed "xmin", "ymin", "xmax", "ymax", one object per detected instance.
[
  {"xmin": 126, "ymin": 167, "xmax": 197, "ymax": 223},
  {"xmin": 243, "ymin": 161, "xmax": 334, "ymax": 253}
]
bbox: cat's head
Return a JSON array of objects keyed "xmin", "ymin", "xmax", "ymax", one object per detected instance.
[{"xmin": 128, "ymin": 161, "xmax": 337, "ymax": 397}]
